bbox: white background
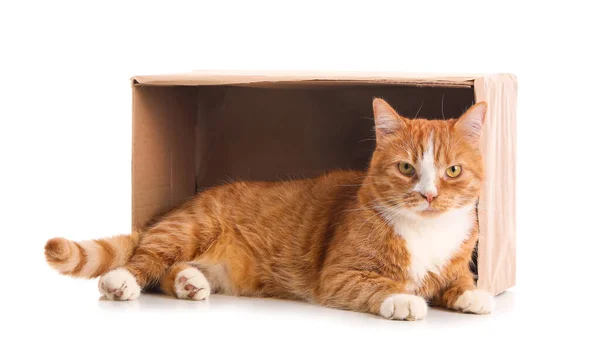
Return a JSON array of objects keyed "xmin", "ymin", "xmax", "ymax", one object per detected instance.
[{"xmin": 1, "ymin": 1, "xmax": 599, "ymax": 359}]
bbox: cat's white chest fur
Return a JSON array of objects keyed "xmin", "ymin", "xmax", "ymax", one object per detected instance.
[{"xmin": 383, "ymin": 205, "xmax": 475, "ymax": 286}]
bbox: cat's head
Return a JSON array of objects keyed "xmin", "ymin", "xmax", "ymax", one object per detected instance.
[{"xmin": 365, "ymin": 98, "xmax": 487, "ymax": 218}]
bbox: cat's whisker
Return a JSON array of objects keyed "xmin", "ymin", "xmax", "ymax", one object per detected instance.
[
  {"xmin": 335, "ymin": 182, "xmax": 384, "ymax": 187},
  {"xmin": 441, "ymin": 94, "xmax": 446, "ymax": 121},
  {"xmin": 357, "ymin": 199, "xmax": 409, "ymax": 234},
  {"xmin": 345, "ymin": 205, "xmax": 383, "ymax": 212},
  {"xmin": 345, "ymin": 197, "xmax": 403, "ymax": 213},
  {"xmin": 358, "ymin": 136, "xmax": 377, "ymax": 143},
  {"xmin": 356, "ymin": 211, "xmax": 384, "ymax": 233},
  {"xmin": 363, "ymin": 196, "xmax": 405, "ymax": 205},
  {"xmin": 413, "ymin": 100, "xmax": 424, "ymax": 120},
  {"xmin": 395, "ymin": 137, "xmax": 411, "ymax": 152},
  {"xmin": 367, "ymin": 203, "xmax": 411, "ymax": 239}
]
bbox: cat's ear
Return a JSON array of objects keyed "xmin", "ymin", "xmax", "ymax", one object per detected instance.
[
  {"xmin": 373, "ymin": 98, "xmax": 406, "ymax": 140},
  {"xmin": 454, "ymin": 102, "xmax": 487, "ymax": 145}
]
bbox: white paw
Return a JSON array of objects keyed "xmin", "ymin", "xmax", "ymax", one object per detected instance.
[
  {"xmin": 380, "ymin": 294, "xmax": 428, "ymax": 320},
  {"xmin": 98, "ymin": 268, "xmax": 141, "ymax": 301},
  {"xmin": 452, "ymin": 289, "xmax": 494, "ymax": 314},
  {"xmin": 174, "ymin": 268, "xmax": 211, "ymax": 301}
]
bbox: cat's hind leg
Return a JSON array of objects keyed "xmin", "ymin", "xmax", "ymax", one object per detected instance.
[
  {"xmin": 159, "ymin": 263, "xmax": 211, "ymax": 301},
  {"xmin": 97, "ymin": 199, "xmax": 221, "ymax": 301},
  {"xmin": 98, "ymin": 245, "xmax": 173, "ymax": 301},
  {"xmin": 98, "ymin": 240, "xmax": 194, "ymax": 301}
]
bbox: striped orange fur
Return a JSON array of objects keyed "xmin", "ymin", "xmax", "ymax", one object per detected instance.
[
  {"xmin": 45, "ymin": 233, "xmax": 140, "ymax": 278},
  {"xmin": 45, "ymin": 99, "xmax": 492, "ymax": 320}
]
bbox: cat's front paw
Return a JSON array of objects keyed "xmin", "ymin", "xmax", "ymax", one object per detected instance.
[
  {"xmin": 452, "ymin": 289, "xmax": 494, "ymax": 314},
  {"xmin": 98, "ymin": 268, "xmax": 141, "ymax": 301},
  {"xmin": 380, "ymin": 294, "xmax": 428, "ymax": 320}
]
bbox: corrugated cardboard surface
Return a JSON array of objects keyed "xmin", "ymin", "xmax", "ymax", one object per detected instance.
[
  {"xmin": 132, "ymin": 70, "xmax": 477, "ymax": 87},
  {"xmin": 132, "ymin": 86, "xmax": 197, "ymax": 229},
  {"xmin": 475, "ymin": 74, "xmax": 518, "ymax": 295},
  {"xmin": 131, "ymin": 70, "xmax": 516, "ymax": 295}
]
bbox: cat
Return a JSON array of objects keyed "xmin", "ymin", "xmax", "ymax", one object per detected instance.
[{"xmin": 44, "ymin": 98, "xmax": 493, "ymax": 320}]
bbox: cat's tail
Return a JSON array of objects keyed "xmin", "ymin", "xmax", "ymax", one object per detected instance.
[{"xmin": 44, "ymin": 233, "xmax": 141, "ymax": 278}]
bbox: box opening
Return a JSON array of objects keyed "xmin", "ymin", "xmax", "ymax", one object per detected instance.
[{"xmin": 132, "ymin": 81, "xmax": 478, "ymax": 279}]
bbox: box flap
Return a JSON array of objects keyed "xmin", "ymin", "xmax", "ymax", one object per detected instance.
[{"xmin": 132, "ymin": 70, "xmax": 482, "ymax": 87}]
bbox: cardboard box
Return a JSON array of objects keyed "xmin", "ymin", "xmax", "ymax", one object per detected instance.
[{"xmin": 131, "ymin": 70, "xmax": 517, "ymax": 296}]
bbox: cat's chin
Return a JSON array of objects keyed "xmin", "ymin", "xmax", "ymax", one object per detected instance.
[
  {"xmin": 420, "ymin": 208, "xmax": 441, "ymax": 214},
  {"xmin": 417, "ymin": 209, "xmax": 444, "ymax": 218},
  {"xmin": 411, "ymin": 204, "xmax": 447, "ymax": 218}
]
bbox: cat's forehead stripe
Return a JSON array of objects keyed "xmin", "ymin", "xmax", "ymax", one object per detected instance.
[
  {"xmin": 412, "ymin": 133, "xmax": 438, "ymax": 196},
  {"xmin": 424, "ymin": 129, "xmax": 445, "ymax": 164},
  {"xmin": 402, "ymin": 125, "xmax": 451, "ymax": 163},
  {"xmin": 424, "ymin": 132, "xmax": 434, "ymax": 159},
  {"xmin": 417, "ymin": 132, "xmax": 435, "ymax": 161}
]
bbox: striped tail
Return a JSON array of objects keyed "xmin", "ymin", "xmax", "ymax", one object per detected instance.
[{"xmin": 44, "ymin": 233, "xmax": 141, "ymax": 278}]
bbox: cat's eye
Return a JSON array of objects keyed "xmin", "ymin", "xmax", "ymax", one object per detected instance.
[
  {"xmin": 446, "ymin": 165, "xmax": 462, "ymax": 178},
  {"xmin": 398, "ymin": 162, "xmax": 415, "ymax": 176}
]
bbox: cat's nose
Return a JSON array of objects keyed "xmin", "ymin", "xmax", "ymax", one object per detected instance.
[{"xmin": 420, "ymin": 192, "xmax": 437, "ymax": 204}]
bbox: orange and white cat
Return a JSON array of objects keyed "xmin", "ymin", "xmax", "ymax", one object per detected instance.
[{"xmin": 45, "ymin": 98, "xmax": 493, "ymax": 320}]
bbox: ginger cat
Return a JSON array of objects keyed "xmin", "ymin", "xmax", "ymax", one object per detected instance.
[{"xmin": 45, "ymin": 98, "xmax": 493, "ymax": 320}]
